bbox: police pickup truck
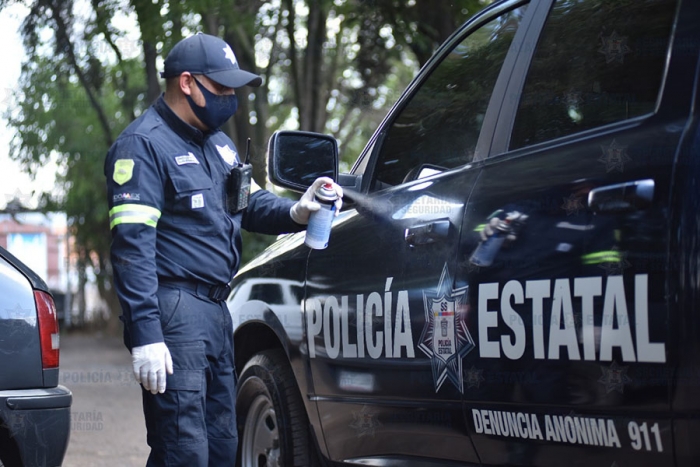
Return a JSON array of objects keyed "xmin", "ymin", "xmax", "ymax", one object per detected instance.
[{"xmin": 227, "ymin": 0, "xmax": 700, "ymax": 465}]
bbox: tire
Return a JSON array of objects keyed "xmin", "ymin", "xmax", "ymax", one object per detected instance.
[
  {"xmin": 0, "ymin": 429, "xmax": 20, "ymax": 467},
  {"xmin": 236, "ymin": 349, "xmax": 322, "ymax": 467}
]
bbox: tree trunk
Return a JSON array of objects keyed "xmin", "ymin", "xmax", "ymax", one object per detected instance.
[
  {"xmin": 143, "ymin": 41, "xmax": 161, "ymax": 105},
  {"xmin": 49, "ymin": 0, "xmax": 115, "ymax": 147},
  {"xmin": 131, "ymin": 0, "xmax": 163, "ymax": 105},
  {"xmin": 221, "ymin": 1, "xmax": 267, "ymax": 186}
]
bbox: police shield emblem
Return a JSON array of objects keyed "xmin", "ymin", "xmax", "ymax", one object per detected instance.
[
  {"xmin": 432, "ymin": 297, "xmax": 456, "ymax": 361},
  {"xmin": 113, "ymin": 159, "xmax": 135, "ymax": 185},
  {"xmin": 419, "ymin": 264, "xmax": 475, "ymax": 393}
]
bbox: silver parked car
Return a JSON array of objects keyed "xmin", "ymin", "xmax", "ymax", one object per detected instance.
[{"xmin": 0, "ymin": 246, "xmax": 71, "ymax": 467}]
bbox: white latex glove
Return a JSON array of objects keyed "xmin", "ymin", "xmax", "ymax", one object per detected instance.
[
  {"xmin": 290, "ymin": 177, "xmax": 344, "ymax": 225},
  {"xmin": 480, "ymin": 211, "xmax": 526, "ymax": 242},
  {"xmin": 132, "ymin": 342, "xmax": 173, "ymax": 394}
]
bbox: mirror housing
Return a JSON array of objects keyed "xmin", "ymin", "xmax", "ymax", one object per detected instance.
[{"xmin": 267, "ymin": 130, "xmax": 339, "ymax": 193}]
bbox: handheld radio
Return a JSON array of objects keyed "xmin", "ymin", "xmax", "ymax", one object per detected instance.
[{"xmin": 226, "ymin": 138, "xmax": 253, "ymax": 214}]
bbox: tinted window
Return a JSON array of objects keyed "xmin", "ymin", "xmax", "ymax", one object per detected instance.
[
  {"xmin": 510, "ymin": 0, "xmax": 677, "ymax": 149},
  {"xmin": 290, "ymin": 285, "xmax": 304, "ymax": 303},
  {"xmin": 372, "ymin": 5, "xmax": 529, "ymax": 189},
  {"xmin": 249, "ymin": 283, "xmax": 284, "ymax": 305}
]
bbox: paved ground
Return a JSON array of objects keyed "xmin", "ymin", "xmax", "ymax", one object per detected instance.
[{"xmin": 60, "ymin": 331, "xmax": 149, "ymax": 466}]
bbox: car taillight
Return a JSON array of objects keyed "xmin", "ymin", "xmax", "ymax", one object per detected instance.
[{"xmin": 34, "ymin": 290, "xmax": 60, "ymax": 369}]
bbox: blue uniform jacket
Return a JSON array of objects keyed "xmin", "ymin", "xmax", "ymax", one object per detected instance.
[{"xmin": 105, "ymin": 96, "xmax": 303, "ymax": 347}]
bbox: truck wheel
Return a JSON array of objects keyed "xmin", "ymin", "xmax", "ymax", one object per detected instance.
[{"xmin": 237, "ymin": 349, "xmax": 321, "ymax": 467}]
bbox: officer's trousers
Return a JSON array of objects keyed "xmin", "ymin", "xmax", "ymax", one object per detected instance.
[{"xmin": 141, "ymin": 285, "xmax": 237, "ymax": 467}]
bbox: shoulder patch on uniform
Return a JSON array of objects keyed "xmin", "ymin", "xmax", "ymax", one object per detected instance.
[
  {"xmin": 113, "ymin": 159, "xmax": 135, "ymax": 185},
  {"xmin": 175, "ymin": 152, "xmax": 200, "ymax": 166},
  {"xmin": 216, "ymin": 144, "xmax": 237, "ymax": 166}
]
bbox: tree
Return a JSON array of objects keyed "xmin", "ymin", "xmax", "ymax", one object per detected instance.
[
  {"xmin": 246, "ymin": 0, "xmax": 492, "ymax": 168},
  {"xmin": 6, "ymin": 0, "xmax": 152, "ymax": 331},
  {"xmin": 3, "ymin": 0, "xmax": 492, "ymax": 329}
]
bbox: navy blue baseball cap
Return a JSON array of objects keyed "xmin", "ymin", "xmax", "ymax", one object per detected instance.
[{"xmin": 161, "ymin": 33, "xmax": 262, "ymax": 88}]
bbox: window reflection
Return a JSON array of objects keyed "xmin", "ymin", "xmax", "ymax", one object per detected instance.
[
  {"xmin": 372, "ymin": 5, "xmax": 529, "ymax": 189},
  {"xmin": 510, "ymin": 0, "xmax": 677, "ymax": 149}
]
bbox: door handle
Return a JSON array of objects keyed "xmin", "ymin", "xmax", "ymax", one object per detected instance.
[
  {"xmin": 404, "ymin": 220, "xmax": 450, "ymax": 246},
  {"xmin": 587, "ymin": 179, "xmax": 654, "ymax": 213}
]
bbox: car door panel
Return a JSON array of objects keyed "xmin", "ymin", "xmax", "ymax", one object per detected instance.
[
  {"xmin": 459, "ymin": 127, "xmax": 677, "ymax": 466},
  {"xmin": 459, "ymin": 0, "xmax": 682, "ymax": 465},
  {"xmin": 303, "ymin": 2, "xmax": 535, "ymax": 463},
  {"xmin": 306, "ymin": 174, "xmax": 478, "ymax": 463}
]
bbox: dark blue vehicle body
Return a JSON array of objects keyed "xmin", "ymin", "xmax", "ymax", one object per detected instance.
[{"xmin": 228, "ymin": 0, "xmax": 700, "ymax": 465}]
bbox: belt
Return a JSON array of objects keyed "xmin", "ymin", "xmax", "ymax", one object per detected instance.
[{"xmin": 160, "ymin": 279, "xmax": 232, "ymax": 302}]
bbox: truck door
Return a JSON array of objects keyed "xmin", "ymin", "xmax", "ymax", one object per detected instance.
[
  {"xmin": 458, "ymin": 0, "xmax": 682, "ymax": 465},
  {"xmin": 303, "ymin": 2, "xmax": 533, "ymax": 465}
]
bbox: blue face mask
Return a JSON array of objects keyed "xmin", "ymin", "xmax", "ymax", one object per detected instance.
[{"xmin": 186, "ymin": 77, "xmax": 238, "ymax": 130}]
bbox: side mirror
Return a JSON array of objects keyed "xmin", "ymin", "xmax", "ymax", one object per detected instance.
[{"xmin": 267, "ymin": 130, "xmax": 339, "ymax": 193}]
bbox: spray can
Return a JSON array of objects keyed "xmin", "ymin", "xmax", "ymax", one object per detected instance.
[
  {"xmin": 305, "ymin": 183, "xmax": 338, "ymax": 249},
  {"xmin": 469, "ymin": 218, "xmax": 512, "ymax": 268}
]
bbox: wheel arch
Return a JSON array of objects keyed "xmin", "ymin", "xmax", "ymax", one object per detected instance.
[
  {"xmin": 0, "ymin": 418, "xmax": 22, "ymax": 466},
  {"xmin": 234, "ymin": 321, "xmax": 285, "ymax": 377},
  {"xmin": 232, "ymin": 298, "xmax": 294, "ymax": 373}
]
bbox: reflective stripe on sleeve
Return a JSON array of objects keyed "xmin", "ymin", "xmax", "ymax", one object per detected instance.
[
  {"xmin": 109, "ymin": 204, "xmax": 161, "ymax": 229},
  {"xmin": 581, "ymin": 250, "xmax": 622, "ymax": 265}
]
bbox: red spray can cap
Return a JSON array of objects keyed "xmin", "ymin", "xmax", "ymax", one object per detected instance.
[{"xmin": 315, "ymin": 183, "xmax": 338, "ymax": 203}]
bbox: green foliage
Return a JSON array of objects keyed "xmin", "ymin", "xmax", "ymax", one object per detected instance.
[
  {"xmin": 7, "ymin": 53, "xmax": 149, "ymax": 290},
  {"xmin": 3, "ymin": 0, "xmax": 494, "ymax": 321}
]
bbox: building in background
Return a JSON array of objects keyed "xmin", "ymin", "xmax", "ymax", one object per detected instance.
[{"xmin": 0, "ymin": 212, "xmax": 107, "ymax": 327}]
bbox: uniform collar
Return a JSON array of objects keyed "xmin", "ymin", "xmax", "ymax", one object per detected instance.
[{"xmin": 154, "ymin": 94, "xmax": 213, "ymax": 146}]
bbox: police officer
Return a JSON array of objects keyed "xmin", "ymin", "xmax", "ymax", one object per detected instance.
[{"xmin": 104, "ymin": 33, "xmax": 342, "ymax": 466}]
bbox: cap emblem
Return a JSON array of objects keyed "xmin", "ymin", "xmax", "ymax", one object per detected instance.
[{"xmin": 223, "ymin": 45, "xmax": 237, "ymax": 66}]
